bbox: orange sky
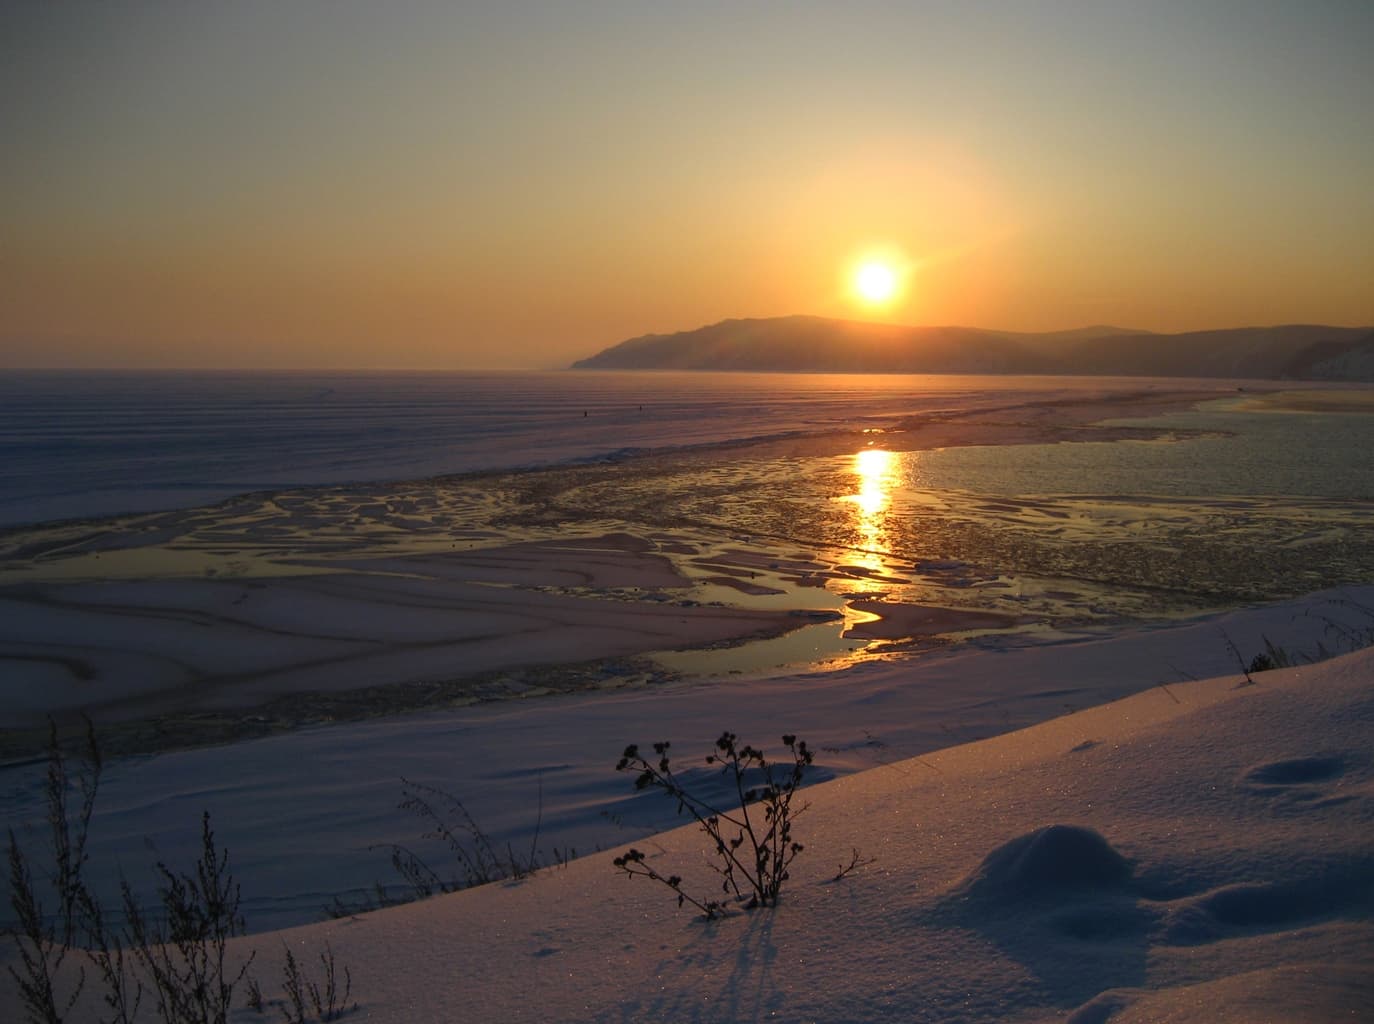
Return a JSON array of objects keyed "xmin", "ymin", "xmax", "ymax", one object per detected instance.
[{"xmin": 3, "ymin": 2, "xmax": 1372, "ymax": 369}]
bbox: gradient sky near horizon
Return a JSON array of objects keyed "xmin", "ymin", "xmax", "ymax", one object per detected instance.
[{"xmin": 3, "ymin": 1, "xmax": 1372, "ymax": 369}]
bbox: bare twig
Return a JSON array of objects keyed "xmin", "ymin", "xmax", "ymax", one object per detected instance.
[
  {"xmin": 613, "ymin": 732, "xmax": 812, "ymax": 917},
  {"xmin": 833, "ymin": 847, "xmax": 877, "ymax": 882}
]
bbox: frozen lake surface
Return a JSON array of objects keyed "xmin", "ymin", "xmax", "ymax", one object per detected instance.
[
  {"xmin": 11, "ymin": 370, "xmax": 1364, "ymax": 528},
  {"xmin": 1, "ymin": 369, "xmax": 1046, "ymax": 526}
]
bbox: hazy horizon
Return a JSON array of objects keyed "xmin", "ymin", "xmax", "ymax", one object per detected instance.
[
  {"xmin": 4, "ymin": 1, "xmax": 1373, "ymax": 370},
  {"xmin": 8, "ymin": 314, "xmax": 1374, "ymax": 374}
]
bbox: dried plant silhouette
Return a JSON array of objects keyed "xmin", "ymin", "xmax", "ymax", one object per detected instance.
[
  {"xmin": 4, "ymin": 722, "xmax": 356, "ymax": 1023},
  {"xmin": 613, "ymin": 732, "xmax": 812, "ymax": 919},
  {"xmin": 269, "ymin": 941, "xmax": 355, "ymax": 1023},
  {"xmin": 326, "ymin": 775, "xmax": 576, "ymax": 918}
]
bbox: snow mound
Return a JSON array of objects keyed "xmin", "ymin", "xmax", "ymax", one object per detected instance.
[
  {"xmin": 1067, "ymin": 963, "xmax": 1374, "ymax": 1023},
  {"xmin": 1163, "ymin": 852, "xmax": 1374, "ymax": 945},
  {"xmin": 950, "ymin": 823, "xmax": 1131, "ymax": 902},
  {"xmin": 1241, "ymin": 754, "xmax": 1346, "ymax": 786},
  {"xmin": 1237, "ymin": 747, "xmax": 1370, "ymax": 811}
]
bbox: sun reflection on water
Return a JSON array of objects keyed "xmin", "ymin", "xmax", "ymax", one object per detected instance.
[{"xmin": 848, "ymin": 448, "xmax": 898, "ymax": 559}]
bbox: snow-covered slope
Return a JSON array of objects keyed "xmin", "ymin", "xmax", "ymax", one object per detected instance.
[
  {"xmin": 4, "ymin": 592, "xmax": 1371, "ymax": 1022},
  {"xmin": 237, "ymin": 645, "xmax": 1371, "ymax": 1023},
  {"xmin": 12, "ymin": 642, "xmax": 1366, "ymax": 1023}
]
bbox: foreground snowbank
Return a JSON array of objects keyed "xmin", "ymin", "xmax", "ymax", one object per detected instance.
[
  {"xmin": 11, "ymin": 627, "xmax": 1369, "ymax": 1022},
  {"xmin": 4, "ymin": 587, "xmax": 1370, "ymax": 940},
  {"xmin": 249, "ymin": 644, "xmax": 1374, "ymax": 1023}
]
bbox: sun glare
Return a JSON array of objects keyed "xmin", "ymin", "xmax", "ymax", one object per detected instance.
[
  {"xmin": 854, "ymin": 262, "xmax": 898, "ymax": 304},
  {"xmin": 846, "ymin": 255, "xmax": 901, "ymax": 307}
]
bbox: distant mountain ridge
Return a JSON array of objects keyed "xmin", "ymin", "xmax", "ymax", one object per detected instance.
[{"xmin": 572, "ymin": 315, "xmax": 1374, "ymax": 380}]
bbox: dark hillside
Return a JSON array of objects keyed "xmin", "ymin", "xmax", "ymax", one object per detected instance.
[{"xmin": 574, "ymin": 317, "xmax": 1374, "ymax": 380}]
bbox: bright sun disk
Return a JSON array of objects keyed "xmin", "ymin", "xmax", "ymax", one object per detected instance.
[{"xmin": 854, "ymin": 261, "xmax": 898, "ymax": 304}]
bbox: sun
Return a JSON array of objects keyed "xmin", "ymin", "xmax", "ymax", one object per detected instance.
[{"xmin": 852, "ymin": 259, "xmax": 900, "ymax": 306}]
